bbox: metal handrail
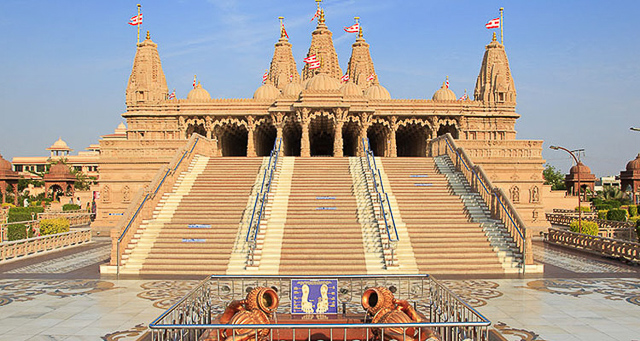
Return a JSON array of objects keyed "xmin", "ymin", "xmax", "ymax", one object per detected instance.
[
  {"xmin": 361, "ymin": 138, "xmax": 400, "ymax": 248},
  {"xmin": 246, "ymin": 138, "xmax": 282, "ymax": 264},
  {"xmin": 434, "ymin": 133, "xmax": 530, "ymax": 269}
]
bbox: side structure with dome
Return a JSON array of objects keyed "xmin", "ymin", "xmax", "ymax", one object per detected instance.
[{"xmin": 94, "ymin": 13, "xmax": 548, "ymax": 231}]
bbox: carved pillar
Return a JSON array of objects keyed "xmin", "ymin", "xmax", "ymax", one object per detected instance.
[
  {"xmin": 358, "ymin": 113, "xmax": 372, "ymax": 157},
  {"xmin": 273, "ymin": 112, "xmax": 285, "ymax": 155},
  {"xmin": 246, "ymin": 116, "xmax": 257, "ymax": 157},
  {"xmin": 178, "ymin": 116, "xmax": 187, "ymax": 139},
  {"xmin": 205, "ymin": 117, "xmax": 213, "ymax": 139},
  {"xmin": 333, "ymin": 108, "xmax": 347, "ymax": 157},
  {"xmin": 389, "ymin": 116, "xmax": 398, "ymax": 157},
  {"xmin": 298, "ymin": 109, "xmax": 311, "ymax": 157}
]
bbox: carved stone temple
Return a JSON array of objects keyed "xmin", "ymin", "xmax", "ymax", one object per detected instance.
[{"xmin": 93, "ymin": 13, "xmax": 548, "ymax": 235}]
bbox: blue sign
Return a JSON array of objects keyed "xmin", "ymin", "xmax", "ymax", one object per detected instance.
[{"xmin": 291, "ymin": 279, "xmax": 338, "ymax": 314}]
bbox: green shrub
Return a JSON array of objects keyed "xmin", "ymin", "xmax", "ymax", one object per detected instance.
[
  {"xmin": 575, "ymin": 206, "xmax": 591, "ymax": 212},
  {"xmin": 7, "ymin": 223, "xmax": 36, "ymax": 241},
  {"xmin": 39, "ymin": 218, "xmax": 70, "ymax": 236},
  {"xmin": 62, "ymin": 204, "xmax": 80, "ymax": 211},
  {"xmin": 595, "ymin": 204, "xmax": 612, "ymax": 211},
  {"xmin": 597, "ymin": 210, "xmax": 609, "ymax": 220},
  {"xmin": 569, "ymin": 220, "xmax": 599, "ymax": 236},
  {"xmin": 607, "ymin": 208, "xmax": 628, "ymax": 222},
  {"xmin": 7, "ymin": 207, "xmax": 44, "ymax": 223},
  {"xmin": 629, "ymin": 205, "xmax": 638, "ymax": 217},
  {"xmin": 605, "ymin": 200, "xmax": 622, "ymax": 209}
]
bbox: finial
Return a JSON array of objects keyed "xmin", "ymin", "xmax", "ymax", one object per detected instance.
[
  {"xmin": 354, "ymin": 16, "xmax": 360, "ymax": 23},
  {"xmin": 146, "ymin": 31, "xmax": 150, "ymax": 40},
  {"xmin": 320, "ymin": 9, "xmax": 325, "ymax": 23},
  {"xmin": 316, "ymin": 0, "xmax": 322, "ymax": 9},
  {"xmin": 137, "ymin": 4, "xmax": 141, "ymax": 8},
  {"xmin": 358, "ymin": 26, "xmax": 363, "ymax": 38},
  {"xmin": 492, "ymin": 32, "xmax": 497, "ymax": 41}
]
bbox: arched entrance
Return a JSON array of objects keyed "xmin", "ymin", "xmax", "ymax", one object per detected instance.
[
  {"xmin": 186, "ymin": 123, "xmax": 206, "ymax": 138},
  {"xmin": 216, "ymin": 123, "xmax": 248, "ymax": 156},
  {"xmin": 396, "ymin": 122, "xmax": 429, "ymax": 157},
  {"xmin": 437, "ymin": 123, "xmax": 459, "ymax": 139},
  {"xmin": 283, "ymin": 119, "xmax": 301, "ymax": 156},
  {"xmin": 342, "ymin": 120, "xmax": 360, "ymax": 156},
  {"xmin": 309, "ymin": 115, "xmax": 334, "ymax": 156},
  {"xmin": 367, "ymin": 122, "xmax": 388, "ymax": 156},
  {"xmin": 255, "ymin": 120, "xmax": 277, "ymax": 156}
]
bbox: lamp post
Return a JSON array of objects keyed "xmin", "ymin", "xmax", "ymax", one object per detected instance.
[{"xmin": 549, "ymin": 145, "xmax": 582, "ymax": 234}]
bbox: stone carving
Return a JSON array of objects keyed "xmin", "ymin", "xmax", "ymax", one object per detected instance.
[
  {"xmin": 217, "ymin": 287, "xmax": 279, "ymax": 341},
  {"xmin": 122, "ymin": 185, "xmax": 131, "ymax": 203},
  {"xmin": 102, "ymin": 185, "xmax": 111, "ymax": 203},
  {"xmin": 510, "ymin": 186, "xmax": 520, "ymax": 203}
]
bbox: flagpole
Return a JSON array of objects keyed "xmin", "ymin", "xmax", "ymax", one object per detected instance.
[
  {"xmin": 137, "ymin": 4, "xmax": 141, "ymax": 44},
  {"xmin": 500, "ymin": 7, "xmax": 504, "ymax": 45}
]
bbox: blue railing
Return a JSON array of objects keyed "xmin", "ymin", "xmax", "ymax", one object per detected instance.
[
  {"xmin": 116, "ymin": 135, "xmax": 201, "ymax": 276},
  {"xmin": 361, "ymin": 139, "xmax": 399, "ymax": 266},
  {"xmin": 246, "ymin": 138, "xmax": 282, "ymax": 265},
  {"xmin": 436, "ymin": 134, "xmax": 530, "ymax": 270}
]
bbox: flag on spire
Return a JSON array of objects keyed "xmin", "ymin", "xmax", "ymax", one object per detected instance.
[
  {"xmin": 366, "ymin": 73, "xmax": 375, "ymax": 82},
  {"xmin": 129, "ymin": 13, "xmax": 143, "ymax": 26},
  {"xmin": 289, "ymin": 75, "xmax": 294, "ymax": 81},
  {"xmin": 280, "ymin": 18, "xmax": 289, "ymax": 39},
  {"xmin": 168, "ymin": 89, "xmax": 176, "ymax": 100},
  {"xmin": 485, "ymin": 17, "xmax": 500, "ymax": 29},
  {"xmin": 310, "ymin": 7, "xmax": 321, "ymax": 22},
  {"xmin": 308, "ymin": 61, "xmax": 321, "ymax": 69},
  {"xmin": 262, "ymin": 70, "xmax": 269, "ymax": 84},
  {"xmin": 344, "ymin": 23, "xmax": 360, "ymax": 33},
  {"xmin": 459, "ymin": 93, "xmax": 468, "ymax": 100},
  {"xmin": 193, "ymin": 75, "xmax": 197, "ymax": 89},
  {"xmin": 341, "ymin": 73, "xmax": 349, "ymax": 83},
  {"xmin": 445, "ymin": 77, "xmax": 450, "ymax": 89},
  {"xmin": 303, "ymin": 54, "xmax": 318, "ymax": 64}
]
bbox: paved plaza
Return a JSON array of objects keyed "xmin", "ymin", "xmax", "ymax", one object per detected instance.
[{"xmin": 0, "ymin": 238, "xmax": 638, "ymax": 340}]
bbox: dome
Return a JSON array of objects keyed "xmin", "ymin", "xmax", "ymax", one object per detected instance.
[
  {"xmin": 0, "ymin": 154, "xmax": 12, "ymax": 172},
  {"xmin": 117, "ymin": 122, "xmax": 127, "ymax": 130},
  {"xmin": 282, "ymin": 82, "xmax": 304, "ymax": 97},
  {"xmin": 305, "ymin": 73, "xmax": 340, "ymax": 91},
  {"xmin": 253, "ymin": 83, "xmax": 281, "ymax": 100},
  {"xmin": 341, "ymin": 82, "xmax": 363, "ymax": 97},
  {"xmin": 187, "ymin": 83, "xmax": 211, "ymax": 101},
  {"xmin": 569, "ymin": 162, "xmax": 592, "ymax": 175},
  {"xmin": 432, "ymin": 82, "xmax": 457, "ymax": 101},
  {"xmin": 48, "ymin": 137, "xmax": 70, "ymax": 151},
  {"xmin": 626, "ymin": 154, "xmax": 640, "ymax": 171},
  {"xmin": 364, "ymin": 83, "xmax": 391, "ymax": 100}
]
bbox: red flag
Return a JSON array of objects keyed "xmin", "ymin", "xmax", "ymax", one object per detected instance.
[
  {"xmin": 446, "ymin": 79, "xmax": 450, "ymax": 89},
  {"xmin": 193, "ymin": 76, "xmax": 197, "ymax": 89},
  {"xmin": 341, "ymin": 73, "xmax": 349, "ymax": 83},
  {"xmin": 485, "ymin": 17, "xmax": 500, "ymax": 29},
  {"xmin": 310, "ymin": 8, "xmax": 321, "ymax": 22},
  {"xmin": 262, "ymin": 70, "xmax": 269, "ymax": 83},
  {"xmin": 459, "ymin": 93, "xmax": 468, "ymax": 101},
  {"xmin": 281, "ymin": 22, "xmax": 289, "ymax": 39},
  {"xmin": 303, "ymin": 54, "xmax": 318, "ymax": 64},
  {"xmin": 366, "ymin": 73, "xmax": 375, "ymax": 82},
  {"xmin": 289, "ymin": 75, "xmax": 294, "ymax": 81},
  {"xmin": 168, "ymin": 89, "xmax": 176, "ymax": 100},
  {"xmin": 308, "ymin": 61, "xmax": 321, "ymax": 69},
  {"xmin": 129, "ymin": 14, "xmax": 143, "ymax": 26},
  {"xmin": 344, "ymin": 23, "xmax": 360, "ymax": 33}
]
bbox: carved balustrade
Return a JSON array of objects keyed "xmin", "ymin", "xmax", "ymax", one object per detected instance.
[
  {"xmin": 547, "ymin": 228, "xmax": 640, "ymax": 263},
  {"xmin": 0, "ymin": 228, "xmax": 91, "ymax": 261}
]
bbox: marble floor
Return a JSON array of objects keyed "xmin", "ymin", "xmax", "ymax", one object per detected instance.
[{"xmin": 0, "ymin": 239, "xmax": 638, "ymax": 340}]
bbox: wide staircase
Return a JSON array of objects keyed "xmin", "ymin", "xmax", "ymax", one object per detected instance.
[
  {"xmin": 118, "ymin": 156, "xmax": 263, "ymax": 276},
  {"xmin": 276, "ymin": 158, "xmax": 368, "ymax": 275},
  {"xmin": 380, "ymin": 157, "xmax": 513, "ymax": 274}
]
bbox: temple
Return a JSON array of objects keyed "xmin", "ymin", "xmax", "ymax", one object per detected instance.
[{"xmin": 93, "ymin": 12, "xmax": 547, "ymax": 234}]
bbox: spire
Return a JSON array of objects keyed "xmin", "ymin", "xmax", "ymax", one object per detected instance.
[
  {"xmin": 474, "ymin": 34, "xmax": 516, "ymax": 105},
  {"xmin": 126, "ymin": 32, "xmax": 168, "ymax": 105},
  {"xmin": 345, "ymin": 21, "xmax": 376, "ymax": 87},
  {"xmin": 302, "ymin": 3, "xmax": 342, "ymax": 80},
  {"xmin": 269, "ymin": 17, "xmax": 300, "ymax": 89}
]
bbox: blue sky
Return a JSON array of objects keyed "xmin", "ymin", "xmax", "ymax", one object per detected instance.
[{"xmin": 0, "ymin": 0, "xmax": 638, "ymax": 177}]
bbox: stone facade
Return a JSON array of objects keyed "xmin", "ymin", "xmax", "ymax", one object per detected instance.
[{"xmin": 93, "ymin": 13, "xmax": 548, "ymax": 231}]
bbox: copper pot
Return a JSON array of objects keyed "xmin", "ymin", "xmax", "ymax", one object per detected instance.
[{"xmin": 219, "ymin": 287, "xmax": 280, "ymax": 341}]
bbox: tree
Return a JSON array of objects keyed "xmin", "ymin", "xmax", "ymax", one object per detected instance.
[{"xmin": 543, "ymin": 164, "xmax": 566, "ymax": 190}]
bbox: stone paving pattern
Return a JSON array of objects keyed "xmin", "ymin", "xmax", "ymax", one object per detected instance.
[{"xmin": 0, "ymin": 239, "xmax": 638, "ymax": 340}]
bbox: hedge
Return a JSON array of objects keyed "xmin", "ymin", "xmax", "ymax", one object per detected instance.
[
  {"xmin": 606, "ymin": 208, "xmax": 628, "ymax": 222},
  {"xmin": 8, "ymin": 207, "xmax": 45, "ymax": 223},
  {"xmin": 629, "ymin": 205, "xmax": 638, "ymax": 217},
  {"xmin": 7, "ymin": 223, "xmax": 36, "ymax": 241},
  {"xmin": 605, "ymin": 200, "xmax": 622, "ymax": 209},
  {"xmin": 575, "ymin": 206, "xmax": 591, "ymax": 213},
  {"xmin": 62, "ymin": 204, "xmax": 81, "ymax": 211},
  {"xmin": 39, "ymin": 218, "xmax": 70, "ymax": 235},
  {"xmin": 570, "ymin": 220, "xmax": 599, "ymax": 236},
  {"xmin": 597, "ymin": 210, "xmax": 609, "ymax": 220},
  {"xmin": 595, "ymin": 204, "xmax": 612, "ymax": 211}
]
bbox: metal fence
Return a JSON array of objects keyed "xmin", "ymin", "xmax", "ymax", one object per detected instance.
[{"xmin": 149, "ymin": 275, "xmax": 490, "ymax": 341}]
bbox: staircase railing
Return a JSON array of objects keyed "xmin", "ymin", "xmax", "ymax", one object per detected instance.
[
  {"xmin": 246, "ymin": 138, "xmax": 282, "ymax": 266},
  {"xmin": 113, "ymin": 134, "xmax": 214, "ymax": 276},
  {"xmin": 362, "ymin": 138, "xmax": 399, "ymax": 266},
  {"xmin": 429, "ymin": 133, "xmax": 533, "ymax": 270}
]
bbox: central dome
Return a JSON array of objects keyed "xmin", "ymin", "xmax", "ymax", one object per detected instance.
[
  {"xmin": 187, "ymin": 83, "xmax": 211, "ymax": 101},
  {"xmin": 282, "ymin": 82, "xmax": 304, "ymax": 97},
  {"xmin": 364, "ymin": 83, "xmax": 391, "ymax": 100},
  {"xmin": 432, "ymin": 82, "xmax": 456, "ymax": 101},
  {"xmin": 253, "ymin": 83, "xmax": 281, "ymax": 100},
  {"xmin": 305, "ymin": 73, "xmax": 340, "ymax": 91}
]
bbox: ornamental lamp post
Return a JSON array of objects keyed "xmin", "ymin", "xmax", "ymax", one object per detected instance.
[{"xmin": 549, "ymin": 145, "xmax": 582, "ymax": 234}]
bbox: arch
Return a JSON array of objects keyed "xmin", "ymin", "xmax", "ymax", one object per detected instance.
[
  {"xmin": 215, "ymin": 122, "xmax": 248, "ymax": 156},
  {"xmin": 49, "ymin": 184, "xmax": 64, "ymax": 202},
  {"xmin": 367, "ymin": 122, "xmax": 389, "ymax": 157},
  {"xmin": 437, "ymin": 122, "xmax": 459, "ymax": 139},
  {"xmin": 282, "ymin": 118, "xmax": 301, "ymax": 156},
  {"xmin": 186, "ymin": 123, "xmax": 206, "ymax": 137},
  {"xmin": 396, "ymin": 120, "xmax": 430, "ymax": 157},
  {"xmin": 255, "ymin": 118, "xmax": 277, "ymax": 156},
  {"xmin": 309, "ymin": 114, "xmax": 334, "ymax": 156},
  {"xmin": 342, "ymin": 119, "xmax": 360, "ymax": 157}
]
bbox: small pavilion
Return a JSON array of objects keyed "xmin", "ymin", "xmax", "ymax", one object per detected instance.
[
  {"xmin": 44, "ymin": 163, "xmax": 76, "ymax": 201},
  {"xmin": 565, "ymin": 162, "xmax": 596, "ymax": 198},
  {"xmin": 0, "ymin": 154, "xmax": 20, "ymax": 205},
  {"xmin": 620, "ymin": 154, "xmax": 640, "ymax": 204}
]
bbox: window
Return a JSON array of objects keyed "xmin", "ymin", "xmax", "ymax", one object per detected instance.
[
  {"xmin": 36, "ymin": 165, "xmax": 45, "ymax": 172},
  {"xmin": 74, "ymin": 166, "xmax": 82, "ymax": 172},
  {"xmin": 14, "ymin": 165, "xmax": 23, "ymax": 172}
]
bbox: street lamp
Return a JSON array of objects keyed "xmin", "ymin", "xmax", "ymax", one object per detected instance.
[
  {"xmin": 630, "ymin": 127, "xmax": 640, "ymax": 132},
  {"xmin": 549, "ymin": 145, "xmax": 582, "ymax": 234}
]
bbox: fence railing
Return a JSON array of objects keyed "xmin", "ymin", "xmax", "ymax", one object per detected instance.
[
  {"xmin": 38, "ymin": 212, "xmax": 92, "ymax": 227},
  {"xmin": 149, "ymin": 275, "xmax": 491, "ymax": 341},
  {"xmin": 246, "ymin": 137, "xmax": 282, "ymax": 265},
  {"xmin": 1, "ymin": 220, "xmax": 40, "ymax": 242},
  {"xmin": 1, "ymin": 228, "xmax": 91, "ymax": 262},
  {"xmin": 429, "ymin": 134, "xmax": 532, "ymax": 268},
  {"xmin": 112, "ymin": 134, "xmax": 214, "ymax": 276},
  {"xmin": 547, "ymin": 228, "xmax": 640, "ymax": 263},
  {"xmin": 362, "ymin": 138, "xmax": 399, "ymax": 267},
  {"xmin": 545, "ymin": 213, "xmax": 637, "ymax": 242}
]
